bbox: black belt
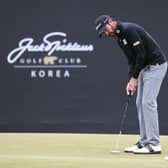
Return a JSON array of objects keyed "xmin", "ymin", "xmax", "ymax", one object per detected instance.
[{"xmin": 149, "ymin": 60, "xmax": 166, "ymax": 66}]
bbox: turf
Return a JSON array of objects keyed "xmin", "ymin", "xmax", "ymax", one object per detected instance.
[{"xmin": 0, "ymin": 133, "xmax": 168, "ymax": 168}]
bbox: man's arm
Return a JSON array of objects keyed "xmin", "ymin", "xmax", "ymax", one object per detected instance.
[
  {"xmin": 126, "ymin": 28, "xmax": 147, "ymax": 79},
  {"xmin": 126, "ymin": 28, "xmax": 147, "ymax": 95}
]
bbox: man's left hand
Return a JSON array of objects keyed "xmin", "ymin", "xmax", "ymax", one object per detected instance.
[{"xmin": 127, "ymin": 78, "xmax": 138, "ymax": 95}]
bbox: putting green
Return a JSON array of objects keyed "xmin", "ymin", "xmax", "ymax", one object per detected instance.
[{"xmin": 0, "ymin": 133, "xmax": 168, "ymax": 168}]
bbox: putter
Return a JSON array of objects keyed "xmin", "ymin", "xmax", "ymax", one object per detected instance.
[{"xmin": 111, "ymin": 91, "xmax": 131, "ymax": 154}]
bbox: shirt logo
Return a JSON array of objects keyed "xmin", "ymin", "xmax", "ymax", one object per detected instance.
[
  {"xmin": 133, "ymin": 41, "xmax": 140, "ymax": 46},
  {"xmin": 116, "ymin": 29, "xmax": 120, "ymax": 34},
  {"xmin": 122, "ymin": 39, "xmax": 128, "ymax": 45}
]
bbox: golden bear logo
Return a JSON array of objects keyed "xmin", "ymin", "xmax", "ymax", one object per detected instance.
[{"xmin": 43, "ymin": 56, "xmax": 58, "ymax": 65}]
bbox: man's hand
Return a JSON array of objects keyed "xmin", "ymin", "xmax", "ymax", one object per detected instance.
[{"xmin": 126, "ymin": 78, "xmax": 138, "ymax": 95}]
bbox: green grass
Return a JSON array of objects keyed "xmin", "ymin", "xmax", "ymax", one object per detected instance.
[{"xmin": 0, "ymin": 133, "xmax": 168, "ymax": 168}]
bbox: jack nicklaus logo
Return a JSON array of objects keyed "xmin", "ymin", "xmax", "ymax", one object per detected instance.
[
  {"xmin": 7, "ymin": 32, "xmax": 93, "ymax": 64},
  {"xmin": 7, "ymin": 32, "xmax": 94, "ymax": 79}
]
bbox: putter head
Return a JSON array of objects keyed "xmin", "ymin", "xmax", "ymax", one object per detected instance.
[{"xmin": 111, "ymin": 150, "xmax": 120, "ymax": 154}]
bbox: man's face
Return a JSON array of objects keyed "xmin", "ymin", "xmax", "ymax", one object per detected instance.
[{"xmin": 103, "ymin": 20, "xmax": 116, "ymax": 37}]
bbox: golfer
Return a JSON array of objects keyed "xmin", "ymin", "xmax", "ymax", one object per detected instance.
[{"xmin": 95, "ymin": 15, "xmax": 167, "ymax": 154}]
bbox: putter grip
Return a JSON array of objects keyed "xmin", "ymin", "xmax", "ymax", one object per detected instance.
[{"xmin": 128, "ymin": 90, "xmax": 131, "ymax": 97}]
